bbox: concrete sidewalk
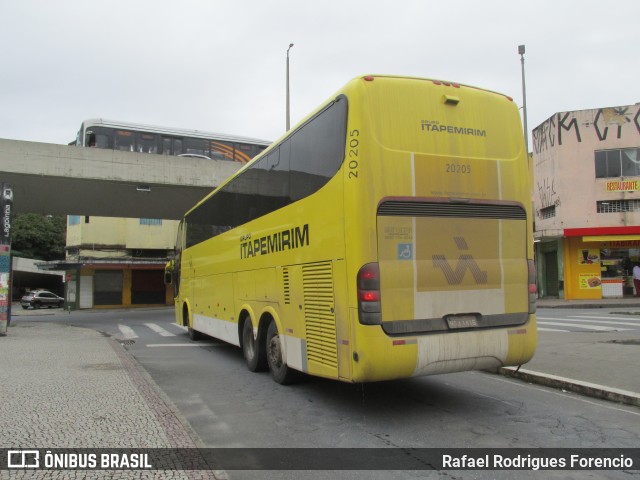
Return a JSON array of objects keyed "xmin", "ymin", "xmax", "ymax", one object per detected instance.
[{"xmin": 0, "ymin": 320, "xmax": 225, "ymax": 479}]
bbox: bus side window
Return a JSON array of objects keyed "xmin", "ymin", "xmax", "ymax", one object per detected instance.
[
  {"xmin": 115, "ymin": 130, "xmax": 135, "ymax": 151},
  {"xmin": 290, "ymin": 97, "xmax": 347, "ymax": 201},
  {"xmin": 136, "ymin": 132, "xmax": 158, "ymax": 154},
  {"xmin": 211, "ymin": 141, "xmax": 234, "ymax": 161},
  {"xmin": 85, "ymin": 131, "xmax": 110, "ymax": 148},
  {"xmin": 162, "ymin": 138, "xmax": 172, "ymax": 155},
  {"xmin": 162, "ymin": 137, "xmax": 184, "ymax": 156},
  {"xmin": 185, "ymin": 138, "xmax": 205, "ymax": 156}
]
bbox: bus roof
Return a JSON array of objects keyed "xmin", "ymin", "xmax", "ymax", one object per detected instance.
[{"xmin": 81, "ymin": 118, "xmax": 272, "ymax": 146}]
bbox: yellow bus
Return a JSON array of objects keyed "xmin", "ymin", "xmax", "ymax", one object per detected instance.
[{"xmin": 170, "ymin": 75, "xmax": 537, "ymax": 384}]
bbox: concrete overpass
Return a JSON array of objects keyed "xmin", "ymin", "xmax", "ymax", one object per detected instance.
[{"xmin": 0, "ymin": 138, "xmax": 244, "ymax": 220}]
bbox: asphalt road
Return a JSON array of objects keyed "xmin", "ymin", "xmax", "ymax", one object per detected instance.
[{"xmin": 17, "ymin": 307, "xmax": 640, "ymax": 480}]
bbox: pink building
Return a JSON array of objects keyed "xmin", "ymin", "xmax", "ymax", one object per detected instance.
[{"xmin": 533, "ymin": 103, "xmax": 640, "ymax": 299}]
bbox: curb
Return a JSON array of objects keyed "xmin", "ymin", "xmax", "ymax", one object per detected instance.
[{"xmin": 497, "ymin": 366, "xmax": 640, "ymax": 407}]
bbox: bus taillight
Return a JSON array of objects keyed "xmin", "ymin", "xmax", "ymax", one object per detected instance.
[
  {"xmin": 528, "ymin": 260, "xmax": 537, "ymax": 314},
  {"xmin": 358, "ymin": 263, "xmax": 382, "ymax": 325}
]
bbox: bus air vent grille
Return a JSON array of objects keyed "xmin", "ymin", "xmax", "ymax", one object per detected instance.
[
  {"xmin": 282, "ymin": 267, "xmax": 291, "ymax": 304},
  {"xmin": 302, "ymin": 262, "xmax": 338, "ymax": 369},
  {"xmin": 377, "ymin": 201, "xmax": 526, "ymax": 220}
]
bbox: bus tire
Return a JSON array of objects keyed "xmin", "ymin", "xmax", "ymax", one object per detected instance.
[
  {"xmin": 185, "ymin": 306, "xmax": 203, "ymax": 341},
  {"xmin": 188, "ymin": 327, "xmax": 203, "ymax": 341},
  {"xmin": 242, "ymin": 318, "xmax": 267, "ymax": 372},
  {"xmin": 266, "ymin": 320, "xmax": 301, "ymax": 385}
]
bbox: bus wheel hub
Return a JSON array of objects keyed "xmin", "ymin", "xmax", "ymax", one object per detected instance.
[{"xmin": 269, "ymin": 337, "xmax": 282, "ymax": 368}]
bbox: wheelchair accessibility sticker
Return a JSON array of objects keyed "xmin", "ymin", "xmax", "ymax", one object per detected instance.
[{"xmin": 397, "ymin": 243, "xmax": 413, "ymax": 260}]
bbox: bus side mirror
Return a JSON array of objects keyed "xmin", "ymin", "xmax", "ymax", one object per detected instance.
[{"xmin": 164, "ymin": 271, "xmax": 173, "ymax": 285}]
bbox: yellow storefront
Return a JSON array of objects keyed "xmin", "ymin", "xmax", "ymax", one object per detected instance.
[{"xmin": 563, "ymin": 228, "xmax": 640, "ymax": 300}]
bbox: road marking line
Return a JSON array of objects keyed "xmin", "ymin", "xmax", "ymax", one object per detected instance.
[
  {"xmin": 565, "ymin": 317, "xmax": 640, "ymax": 327},
  {"xmin": 118, "ymin": 324, "xmax": 138, "ymax": 340},
  {"xmin": 170, "ymin": 324, "xmax": 188, "ymax": 331},
  {"xmin": 572, "ymin": 315, "xmax": 640, "ymax": 325},
  {"xmin": 144, "ymin": 323, "xmax": 176, "ymax": 337},
  {"xmin": 146, "ymin": 343, "xmax": 221, "ymax": 348},
  {"xmin": 537, "ymin": 327, "xmax": 569, "ymax": 332},
  {"xmin": 539, "ymin": 316, "xmax": 640, "ymax": 327},
  {"xmin": 537, "ymin": 321, "xmax": 632, "ymax": 332}
]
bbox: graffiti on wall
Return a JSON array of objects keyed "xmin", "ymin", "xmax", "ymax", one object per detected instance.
[
  {"xmin": 533, "ymin": 104, "xmax": 640, "ymax": 154},
  {"xmin": 536, "ymin": 177, "xmax": 561, "ymax": 217}
]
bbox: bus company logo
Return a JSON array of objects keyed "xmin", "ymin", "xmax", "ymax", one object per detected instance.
[
  {"xmin": 240, "ymin": 224, "xmax": 309, "ymax": 259},
  {"xmin": 8, "ymin": 450, "xmax": 39, "ymax": 468},
  {"xmin": 420, "ymin": 120, "xmax": 486, "ymax": 137},
  {"xmin": 432, "ymin": 236, "xmax": 488, "ymax": 285}
]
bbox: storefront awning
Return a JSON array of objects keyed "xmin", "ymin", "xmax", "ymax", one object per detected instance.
[{"xmin": 583, "ymin": 235, "xmax": 640, "ymax": 242}]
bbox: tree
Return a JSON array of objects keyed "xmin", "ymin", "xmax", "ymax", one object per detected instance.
[{"xmin": 12, "ymin": 214, "xmax": 66, "ymax": 260}]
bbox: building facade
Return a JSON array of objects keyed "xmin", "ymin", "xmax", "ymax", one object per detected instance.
[
  {"xmin": 63, "ymin": 216, "xmax": 178, "ymax": 309},
  {"xmin": 533, "ymin": 103, "xmax": 640, "ymax": 299}
]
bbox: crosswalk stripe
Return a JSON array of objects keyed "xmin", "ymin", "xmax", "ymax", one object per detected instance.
[
  {"xmin": 118, "ymin": 324, "xmax": 138, "ymax": 340},
  {"xmin": 538, "ymin": 316, "xmax": 640, "ymax": 327},
  {"xmin": 565, "ymin": 317, "xmax": 640, "ymax": 327},
  {"xmin": 537, "ymin": 327, "xmax": 569, "ymax": 332},
  {"xmin": 572, "ymin": 315, "xmax": 640, "ymax": 325},
  {"xmin": 144, "ymin": 323, "xmax": 176, "ymax": 337},
  {"xmin": 537, "ymin": 320, "xmax": 633, "ymax": 332}
]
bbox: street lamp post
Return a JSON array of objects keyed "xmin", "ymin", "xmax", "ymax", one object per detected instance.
[
  {"xmin": 518, "ymin": 44, "xmax": 529, "ymax": 154},
  {"xmin": 286, "ymin": 43, "xmax": 294, "ymax": 131}
]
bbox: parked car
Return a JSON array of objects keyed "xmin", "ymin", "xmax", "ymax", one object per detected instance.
[{"xmin": 20, "ymin": 290, "xmax": 64, "ymax": 309}]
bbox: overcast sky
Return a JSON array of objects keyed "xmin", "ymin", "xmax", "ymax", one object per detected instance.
[{"xmin": 1, "ymin": 1, "xmax": 638, "ymax": 147}]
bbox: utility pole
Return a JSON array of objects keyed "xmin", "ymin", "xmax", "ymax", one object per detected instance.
[
  {"xmin": 518, "ymin": 44, "xmax": 529, "ymax": 154},
  {"xmin": 286, "ymin": 43, "xmax": 294, "ymax": 131}
]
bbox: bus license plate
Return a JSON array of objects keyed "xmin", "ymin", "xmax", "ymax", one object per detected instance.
[{"xmin": 446, "ymin": 315, "xmax": 479, "ymax": 329}]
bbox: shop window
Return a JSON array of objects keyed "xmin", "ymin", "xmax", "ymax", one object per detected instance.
[{"xmin": 597, "ymin": 199, "xmax": 640, "ymax": 213}]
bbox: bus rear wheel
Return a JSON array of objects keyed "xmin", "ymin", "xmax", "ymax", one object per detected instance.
[
  {"xmin": 242, "ymin": 318, "xmax": 267, "ymax": 372},
  {"xmin": 266, "ymin": 320, "xmax": 301, "ymax": 384}
]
